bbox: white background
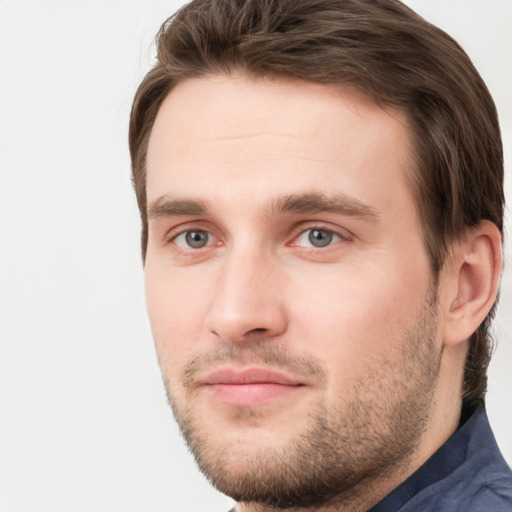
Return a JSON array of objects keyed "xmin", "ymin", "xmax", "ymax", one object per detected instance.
[{"xmin": 0, "ymin": 1, "xmax": 511, "ymax": 511}]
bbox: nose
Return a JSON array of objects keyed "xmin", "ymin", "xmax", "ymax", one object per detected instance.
[{"xmin": 204, "ymin": 248, "xmax": 288, "ymax": 344}]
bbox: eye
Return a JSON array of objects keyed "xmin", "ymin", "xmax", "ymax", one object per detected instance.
[
  {"xmin": 173, "ymin": 230, "xmax": 213, "ymax": 249},
  {"xmin": 295, "ymin": 228, "xmax": 342, "ymax": 248}
]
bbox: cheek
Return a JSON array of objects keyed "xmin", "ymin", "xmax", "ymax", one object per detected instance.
[
  {"xmin": 288, "ymin": 264, "xmax": 430, "ymax": 379},
  {"xmin": 144, "ymin": 263, "xmax": 211, "ymax": 379}
]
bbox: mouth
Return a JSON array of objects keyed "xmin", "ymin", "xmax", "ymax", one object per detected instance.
[{"xmin": 199, "ymin": 367, "xmax": 307, "ymax": 407}]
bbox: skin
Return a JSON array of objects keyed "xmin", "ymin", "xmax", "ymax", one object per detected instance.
[{"xmin": 143, "ymin": 75, "xmax": 498, "ymax": 511}]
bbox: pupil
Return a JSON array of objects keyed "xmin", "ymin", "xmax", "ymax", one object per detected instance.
[
  {"xmin": 309, "ymin": 229, "xmax": 332, "ymax": 247},
  {"xmin": 186, "ymin": 231, "xmax": 208, "ymax": 248}
]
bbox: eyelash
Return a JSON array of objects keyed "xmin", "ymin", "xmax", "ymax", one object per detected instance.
[
  {"xmin": 293, "ymin": 228, "xmax": 343, "ymax": 249},
  {"xmin": 291, "ymin": 223, "xmax": 352, "ymax": 250},
  {"xmin": 171, "ymin": 229, "xmax": 217, "ymax": 250}
]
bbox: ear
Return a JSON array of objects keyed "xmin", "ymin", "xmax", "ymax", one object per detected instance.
[{"xmin": 442, "ymin": 220, "xmax": 502, "ymax": 346}]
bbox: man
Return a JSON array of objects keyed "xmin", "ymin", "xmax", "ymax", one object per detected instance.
[{"xmin": 129, "ymin": 0, "xmax": 512, "ymax": 510}]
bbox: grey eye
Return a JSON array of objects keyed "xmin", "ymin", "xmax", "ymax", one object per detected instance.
[
  {"xmin": 186, "ymin": 231, "xmax": 209, "ymax": 248},
  {"xmin": 308, "ymin": 229, "xmax": 334, "ymax": 247},
  {"xmin": 174, "ymin": 230, "xmax": 210, "ymax": 249}
]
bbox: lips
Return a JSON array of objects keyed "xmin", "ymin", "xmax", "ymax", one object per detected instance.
[{"xmin": 199, "ymin": 367, "xmax": 306, "ymax": 406}]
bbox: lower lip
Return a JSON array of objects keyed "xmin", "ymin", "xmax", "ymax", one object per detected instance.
[{"xmin": 206, "ymin": 383, "xmax": 304, "ymax": 406}]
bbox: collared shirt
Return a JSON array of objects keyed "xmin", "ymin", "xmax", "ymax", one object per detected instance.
[{"xmin": 370, "ymin": 403, "xmax": 512, "ymax": 511}]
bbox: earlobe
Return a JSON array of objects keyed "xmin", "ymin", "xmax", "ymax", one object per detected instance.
[{"xmin": 442, "ymin": 221, "xmax": 502, "ymax": 346}]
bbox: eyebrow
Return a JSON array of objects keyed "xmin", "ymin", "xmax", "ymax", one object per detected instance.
[
  {"xmin": 147, "ymin": 192, "xmax": 379, "ymax": 222},
  {"xmin": 147, "ymin": 197, "xmax": 208, "ymax": 220},
  {"xmin": 267, "ymin": 193, "xmax": 379, "ymax": 221}
]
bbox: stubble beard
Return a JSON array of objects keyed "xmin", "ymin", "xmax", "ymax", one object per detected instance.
[{"xmin": 162, "ymin": 289, "xmax": 442, "ymax": 510}]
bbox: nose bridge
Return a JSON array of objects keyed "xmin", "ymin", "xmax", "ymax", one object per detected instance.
[{"xmin": 205, "ymin": 239, "xmax": 287, "ymax": 342}]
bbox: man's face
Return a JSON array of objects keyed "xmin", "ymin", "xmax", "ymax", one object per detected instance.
[{"xmin": 144, "ymin": 75, "xmax": 443, "ymax": 508}]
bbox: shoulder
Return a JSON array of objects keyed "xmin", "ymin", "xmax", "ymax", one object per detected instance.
[
  {"xmin": 456, "ymin": 482, "xmax": 512, "ymax": 511},
  {"xmin": 449, "ymin": 403, "xmax": 512, "ymax": 511},
  {"xmin": 383, "ymin": 403, "xmax": 512, "ymax": 512},
  {"xmin": 429, "ymin": 434, "xmax": 512, "ymax": 511},
  {"xmin": 397, "ymin": 471, "xmax": 512, "ymax": 512}
]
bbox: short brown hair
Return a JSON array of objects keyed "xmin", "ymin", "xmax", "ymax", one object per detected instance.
[{"xmin": 129, "ymin": 0, "xmax": 504, "ymax": 411}]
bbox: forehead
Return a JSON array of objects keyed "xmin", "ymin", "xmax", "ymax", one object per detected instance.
[{"xmin": 146, "ymin": 74, "xmax": 414, "ymax": 218}]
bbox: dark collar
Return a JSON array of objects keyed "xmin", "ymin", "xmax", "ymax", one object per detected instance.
[{"xmin": 369, "ymin": 402, "xmax": 500, "ymax": 511}]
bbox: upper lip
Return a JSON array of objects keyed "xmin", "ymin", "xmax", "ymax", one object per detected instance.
[{"xmin": 200, "ymin": 367, "xmax": 305, "ymax": 386}]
